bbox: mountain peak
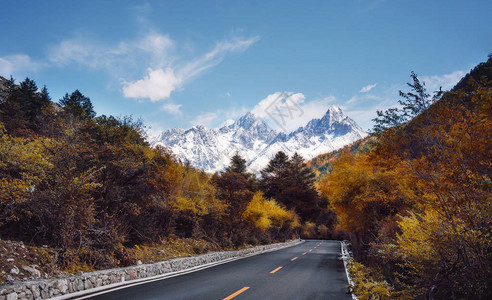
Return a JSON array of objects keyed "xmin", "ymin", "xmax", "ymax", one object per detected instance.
[
  {"xmin": 241, "ymin": 111, "xmax": 256, "ymax": 119},
  {"xmin": 296, "ymin": 105, "xmax": 362, "ymax": 137},
  {"xmin": 230, "ymin": 111, "xmax": 267, "ymax": 131},
  {"xmin": 151, "ymin": 103, "xmax": 366, "ymax": 173},
  {"xmin": 191, "ymin": 124, "xmax": 207, "ymax": 131},
  {"xmin": 237, "ymin": 111, "xmax": 257, "ymax": 122},
  {"xmin": 323, "ymin": 105, "xmax": 344, "ymax": 119}
]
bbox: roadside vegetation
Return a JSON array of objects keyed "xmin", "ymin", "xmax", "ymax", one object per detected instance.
[{"xmin": 315, "ymin": 56, "xmax": 491, "ymax": 299}]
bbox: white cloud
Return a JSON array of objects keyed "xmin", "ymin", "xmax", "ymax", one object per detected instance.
[
  {"xmin": 251, "ymin": 92, "xmax": 336, "ymax": 132},
  {"xmin": 123, "ymin": 35, "xmax": 258, "ymax": 102},
  {"xmin": 48, "ymin": 34, "xmax": 174, "ymax": 73},
  {"xmin": 346, "ymin": 96, "xmax": 358, "ymax": 104},
  {"xmin": 220, "ymin": 118, "xmax": 235, "ymax": 127},
  {"xmin": 123, "ymin": 68, "xmax": 181, "ymax": 102},
  {"xmin": 421, "ymin": 70, "xmax": 466, "ymax": 92},
  {"xmin": 161, "ymin": 102, "xmax": 183, "ymax": 116},
  {"xmin": 0, "ymin": 28, "xmax": 258, "ymax": 127},
  {"xmin": 360, "ymin": 83, "xmax": 377, "ymax": 93},
  {"xmin": 137, "ymin": 33, "xmax": 175, "ymax": 68},
  {"xmin": 45, "ymin": 32, "xmax": 258, "ymax": 103},
  {"xmin": 48, "ymin": 38, "xmax": 99, "ymax": 67},
  {"xmin": 191, "ymin": 107, "xmax": 249, "ymax": 128},
  {"xmin": 190, "ymin": 112, "xmax": 218, "ymax": 128},
  {"xmin": 0, "ymin": 54, "xmax": 44, "ymax": 77},
  {"xmin": 179, "ymin": 36, "xmax": 259, "ymax": 81}
]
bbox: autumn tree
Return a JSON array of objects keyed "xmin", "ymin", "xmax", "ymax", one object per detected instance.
[{"xmin": 242, "ymin": 191, "xmax": 299, "ymax": 234}]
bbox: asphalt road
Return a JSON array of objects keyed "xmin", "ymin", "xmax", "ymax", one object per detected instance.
[{"xmin": 89, "ymin": 240, "xmax": 351, "ymax": 300}]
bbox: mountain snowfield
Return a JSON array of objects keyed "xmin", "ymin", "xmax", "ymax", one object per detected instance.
[{"xmin": 150, "ymin": 105, "xmax": 367, "ymax": 173}]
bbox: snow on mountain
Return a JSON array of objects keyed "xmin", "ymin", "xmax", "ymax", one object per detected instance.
[{"xmin": 151, "ymin": 105, "xmax": 367, "ymax": 173}]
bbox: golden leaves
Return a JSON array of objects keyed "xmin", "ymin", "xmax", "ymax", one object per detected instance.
[
  {"xmin": 242, "ymin": 191, "xmax": 297, "ymax": 232},
  {"xmin": 0, "ymin": 133, "xmax": 55, "ymax": 203}
]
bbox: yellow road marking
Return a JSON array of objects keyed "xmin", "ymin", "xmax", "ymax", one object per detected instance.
[
  {"xmin": 291, "ymin": 257, "xmax": 298, "ymax": 261},
  {"xmin": 309, "ymin": 249, "xmax": 313, "ymax": 252},
  {"xmin": 223, "ymin": 287, "xmax": 250, "ymax": 300},
  {"xmin": 302, "ymin": 252, "xmax": 307, "ymax": 255},
  {"xmin": 270, "ymin": 266, "xmax": 283, "ymax": 274}
]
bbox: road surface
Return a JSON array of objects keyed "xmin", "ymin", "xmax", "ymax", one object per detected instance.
[{"xmin": 88, "ymin": 240, "xmax": 351, "ymax": 300}]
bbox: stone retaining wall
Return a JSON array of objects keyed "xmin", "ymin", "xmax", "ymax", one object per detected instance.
[{"xmin": 0, "ymin": 240, "xmax": 301, "ymax": 300}]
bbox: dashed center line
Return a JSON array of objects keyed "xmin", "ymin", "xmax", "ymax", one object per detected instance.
[
  {"xmin": 226, "ymin": 244, "xmax": 323, "ymax": 298},
  {"xmin": 223, "ymin": 287, "xmax": 250, "ymax": 300}
]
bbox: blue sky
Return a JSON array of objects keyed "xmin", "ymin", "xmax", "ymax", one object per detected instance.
[{"xmin": 1, "ymin": 0, "xmax": 490, "ymax": 135}]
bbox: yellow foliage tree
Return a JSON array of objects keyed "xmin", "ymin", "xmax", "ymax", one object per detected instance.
[
  {"xmin": 0, "ymin": 125, "xmax": 55, "ymax": 205},
  {"xmin": 242, "ymin": 191, "xmax": 297, "ymax": 232},
  {"xmin": 319, "ymin": 151, "xmax": 414, "ymax": 253},
  {"xmin": 165, "ymin": 163, "xmax": 225, "ymax": 217}
]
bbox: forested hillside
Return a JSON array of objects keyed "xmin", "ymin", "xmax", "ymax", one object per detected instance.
[
  {"xmin": 319, "ymin": 56, "xmax": 491, "ymax": 299},
  {"xmin": 0, "ymin": 76, "xmax": 333, "ymax": 282}
]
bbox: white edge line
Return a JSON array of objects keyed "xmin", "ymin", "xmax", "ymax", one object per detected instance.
[
  {"xmin": 53, "ymin": 240, "xmax": 304, "ymax": 300},
  {"xmin": 340, "ymin": 241, "xmax": 357, "ymax": 300}
]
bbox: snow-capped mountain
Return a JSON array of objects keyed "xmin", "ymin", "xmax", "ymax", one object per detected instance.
[{"xmin": 151, "ymin": 105, "xmax": 367, "ymax": 173}]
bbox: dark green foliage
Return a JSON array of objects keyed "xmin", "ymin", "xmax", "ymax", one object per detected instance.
[
  {"xmin": 285, "ymin": 153, "xmax": 319, "ymax": 221},
  {"xmin": 259, "ymin": 151, "xmax": 290, "ymax": 200},
  {"xmin": 212, "ymin": 171, "xmax": 254, "ymax": 246},
  {"xmin": 226, "ymin": 151, "xmax": 247, "ymax": 174},
  {"xmin": 0, "ymin": 78, "xmax": 51, "ymax": 135},
  {"xmin": 225, "ymin": 152, "xmax": 256, "ymax": 190},
  {"xmin": 59, "ymin": 90, "xmax": 96, "ymax": 119},
  {"xmin": 260, "ymin": 151, "xmax": 321, "ymax": 222}
]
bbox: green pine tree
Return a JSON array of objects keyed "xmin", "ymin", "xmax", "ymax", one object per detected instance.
[{"xmin": 59, "ymin": 90, "xmax": 96, "ymax": 119}]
